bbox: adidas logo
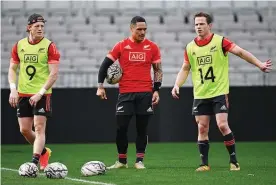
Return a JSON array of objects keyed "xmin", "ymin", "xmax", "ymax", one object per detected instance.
[
  {"xmin": 20, "ymin": 49, "xmax": 25, "ymax": 52},
  {"xmin": 220, "ymin": 105, "xmax": 227, "ymax": 110},
  {"xmin": 147, "ymin": 107, "xmax": 153, "ymax": 112},
  {"xmin": 38, "ymin": 108, "xmax": 45, "ymax": 113},
  {"xmin": 230, "ymin": 152, "xmax": 236, "ymax": 156},
  {"xmin": 124, "ymin": 45, "xmax": 132, "ymax": 49}
]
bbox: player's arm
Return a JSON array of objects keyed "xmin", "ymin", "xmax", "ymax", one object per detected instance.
[
  {"xmin": 29, "ymin": 61, "xmax": 59, "ymax": 107},
  {"xmin": 41, "ymin": 63, "xmax": 59, "ymax": 91},
  {"xmin": 8, "ymin": 59, "xmax": 19, "ymax": 87},
  {"xmin": 172, "ymin": 51, "xmax": 191, "ymax": 99},
  {"xmin": 97, "ymin": 41, "xmax": 121, "ymax": 89},
  {"xmin": 96, "ymin": 42, "xmax": 120, "ymax": 100},
  {"xmin": 229, "ymin": 45, "xmax": 272, "ymax": 73},
  {"xmin": 8, "ymin": 44, "xmax": 20, "ymax": 107},
  {"xmin": 152, "ymin": 62, "xmax": 163, "ymax": 91},
  {"xmin": 151, "ymin": 43, "xmax": 163, "ymax": 92},
  {"xmin": 97, "ymin": 55, "xmax": 114, "ymax": 89},
  {"xmin": 8, "ymin": 43, "xmax": 19, "ymax": 87},
  {"xmin": 38, "ymin": 43, "xmax": 60, "ymax": 95},
  {"xmin": 175, "ymin": 62, "xmax": 191, "ymax": 87},
  {"xmin": 175, "ymin": 48, "xmax": 191, "ymax": 87},
  {"xmin": 8, "ymin": 61, "xmax": 19, "ymax": 108},
  {"xmin": 151, "ymin": 61, "xmax": 163, "ymax": 105}
]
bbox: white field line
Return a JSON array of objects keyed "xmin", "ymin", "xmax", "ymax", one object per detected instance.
[{"xmin": 1, "ymin": 167, "xmax": 116, "ymax": 185}]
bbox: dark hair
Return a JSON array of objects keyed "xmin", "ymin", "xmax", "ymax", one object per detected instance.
[
  {"xmin": 130, "ymin": 16, "xmax": 146, "ymax": 25},
  {"xmin": 194, "ymin": 12, "xmax": 213, "ymax": 24}
]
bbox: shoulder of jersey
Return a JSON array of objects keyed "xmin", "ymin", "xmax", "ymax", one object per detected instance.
[
  {"xmin": 146, "ymin": 39, "xmax": 158, "ymax": 47},
  {"xmin": 18, "ymin": 37, "xmax": 28, "ymax": 42},
  {"xmin": 114, "ymin": 38, "xmax": 128, "ymax": 46}
]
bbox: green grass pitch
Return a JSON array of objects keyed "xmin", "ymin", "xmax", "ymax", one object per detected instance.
[{"xmin": 1, "ymin": 142, "xmax": 276, "ymax": 185}]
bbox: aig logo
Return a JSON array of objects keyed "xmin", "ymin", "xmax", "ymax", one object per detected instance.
[
  {"xmin": 197, "ymin": 55, "xmax": 212, "ymax": 66},
  {"xmin": 24, "ymin": 54, "xmax": 38, "ymax": 63},
  {"xmin": 129, "ymin": 52, "xmax": 146, "ymax": 62}
]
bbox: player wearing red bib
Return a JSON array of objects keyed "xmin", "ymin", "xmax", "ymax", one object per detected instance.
[{"xmin": 97, "ymin": 16, "xmax": 163, "ymax": 169}]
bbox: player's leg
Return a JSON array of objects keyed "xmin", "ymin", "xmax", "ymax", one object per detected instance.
[
  {"xmin": 214, "ymin": 95, "xmax": 240, "ymax": 171},
  {"xmin": 193, "ymin": 98, "xmax": 212, "ymax": 171},
  {"xmin": 32, "ymin": 115, "xmax": 47, "ymax": 165},
  {"xmin": 134, "ymin": 92, "xmax": 153, "ymax": 169},
  {"xmin": 17, "ymin": 97, "xmax": 50, "ymax": 167},
  {"xmin": 18, "ymin": 117, "xmax": 35, "ymax": 143},
  {"xmin": 108, "ymin": 93, "xmax": 134, "ymax": 169},
  {"xmin": 33, "ymin": 96, "xmax": 52, "ymax": 170},
  {"xmin": 17, "ymin": 97, "xmax": 35, "ymax": 143},
  {"xmin": 195, "ymin": 115, "xmax": 211, "ymax": 171},
  {"xmin": 115, "ymin": 115, "xmax": 132, "ymax": 166},
  {"xmin": 135, "ymin": 115, "xmax": 150, "ymax": 169}
]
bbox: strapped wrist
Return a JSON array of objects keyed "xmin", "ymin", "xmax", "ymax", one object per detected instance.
[
  {"xmin": 38, "ymin": 88, "xmax": 46, "ymax": 96},
  {"xmin": 10, "ymin": 83, "xmax": 16, "ymax": 90}
]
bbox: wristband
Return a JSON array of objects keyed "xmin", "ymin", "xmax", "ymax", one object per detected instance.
[
  {"xmin": 153, "ymin": 82, "xmax": 161, "ymax": 92},
  {"xmin": 10, "ymin": 83, "xmax": 16, "ymax": 89},
  {"xmin": 38, "ymin": 88, "xmax": 47, "ymax": 96}
]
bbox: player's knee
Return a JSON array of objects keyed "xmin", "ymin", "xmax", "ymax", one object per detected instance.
[
  {"xmin": 217, "ymin": 121, "xmax": 229, "ymax": 133},
  {"xmin": 198, "ymin": 124, "xmax": 208, "ymax": 135},
  {"xmin": 34, "ymin": 123, "xmax": 45, "ymax": 134},
  {"xmin": 20, "ymin": 127, "xmax": 31, "ymax": 136}
]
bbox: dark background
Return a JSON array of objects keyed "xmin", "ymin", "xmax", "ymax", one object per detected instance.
[{"xmin": 1, "ymin": 87, "xmax": 275, "ymax": 144}]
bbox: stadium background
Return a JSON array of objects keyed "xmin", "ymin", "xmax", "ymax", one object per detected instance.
[
  {"xmin": 1, "ymin": 1, "xmax": 276, "ymax": 143},
  {"xmin": 1, "ymin": 1, "xmax": 276, "ymax": 185}
]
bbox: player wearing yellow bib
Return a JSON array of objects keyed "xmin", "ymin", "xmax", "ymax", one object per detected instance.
[
  {"xmin": 8, "ymin": 14, "xmax": 60, "ymax": 170},
  {"xmin": 171, "ymin": 12, "xmax": 272, "ymax": 171}
]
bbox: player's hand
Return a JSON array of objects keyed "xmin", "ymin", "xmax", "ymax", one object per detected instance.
[
  {"xmin": 152, "ymin": 91, "xmax": 160, "ymax": 105},
  {"xmin": 96, "ymin": 88, "xmax": 107, "ymax": 100},
  {"xmin": 9, "ymin": 89, "xmax": 19, "ymax": 108},
  {"xmin": 29, "ymin": 93, "xmax": 42, "ymax": 107},
  {"xmin": 259, "ymin": 59, "xmax": 272, "ymax": 73},
  {"xmin": 171, "ymin": 85, "xmax": 180, "ymax": 99}
]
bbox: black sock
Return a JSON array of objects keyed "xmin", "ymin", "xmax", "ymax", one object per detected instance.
[
  {"xmin": 136, "ymin": 153, "xmax": 145, "ymax": 163},
  {"xmin": 135, "ymin": 115, "xmax": 150, "ymax": 163},
  {"xmin": 32, "ymin": 153, "xmax": 40, "ymax": 165},
  {"xmin": 224, "ymin": 132, "xmax": 238, "ymax": 163},
  {"xmin": 118, "ymin": 154, "xmax": 127, "ymax": 164},
  {"xmin": 116, "ymin": 115, "xmax": 132, "ymax": 164},
  {"xmin": 41, "ymin": 148, "xmax": 47, "ymax": 155},
  {"xmin": 198, "ymin": 140, "xmax": 209, "ymax": 166}
]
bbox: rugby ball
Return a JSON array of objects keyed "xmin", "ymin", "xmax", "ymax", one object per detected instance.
[
  {"xmin": 106, "ymin": 63, "xmax": 122, "ymax": 84},
  {"xmin": 18, "ymin": 162, "xmax": 39, "ymax": 178},
  {"xmin": 44, "ymin": 162, "xmax": 68, "ymax": 179},
  {"xmin": 81, "ymin": 161, "xmax": 106, "ymax": 176}
]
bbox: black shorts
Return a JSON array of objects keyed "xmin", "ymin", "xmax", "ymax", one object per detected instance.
[
  {"xmin": 192, "ymin": 94, "xmax": 229, "ymax": 115},
  {"xmin": 17, "ymin": 96, "xmax": 52, "ymax": 118},
  {"xmin": 116, "ymin": 92, "xmax": 153, "ymax": 115}
]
